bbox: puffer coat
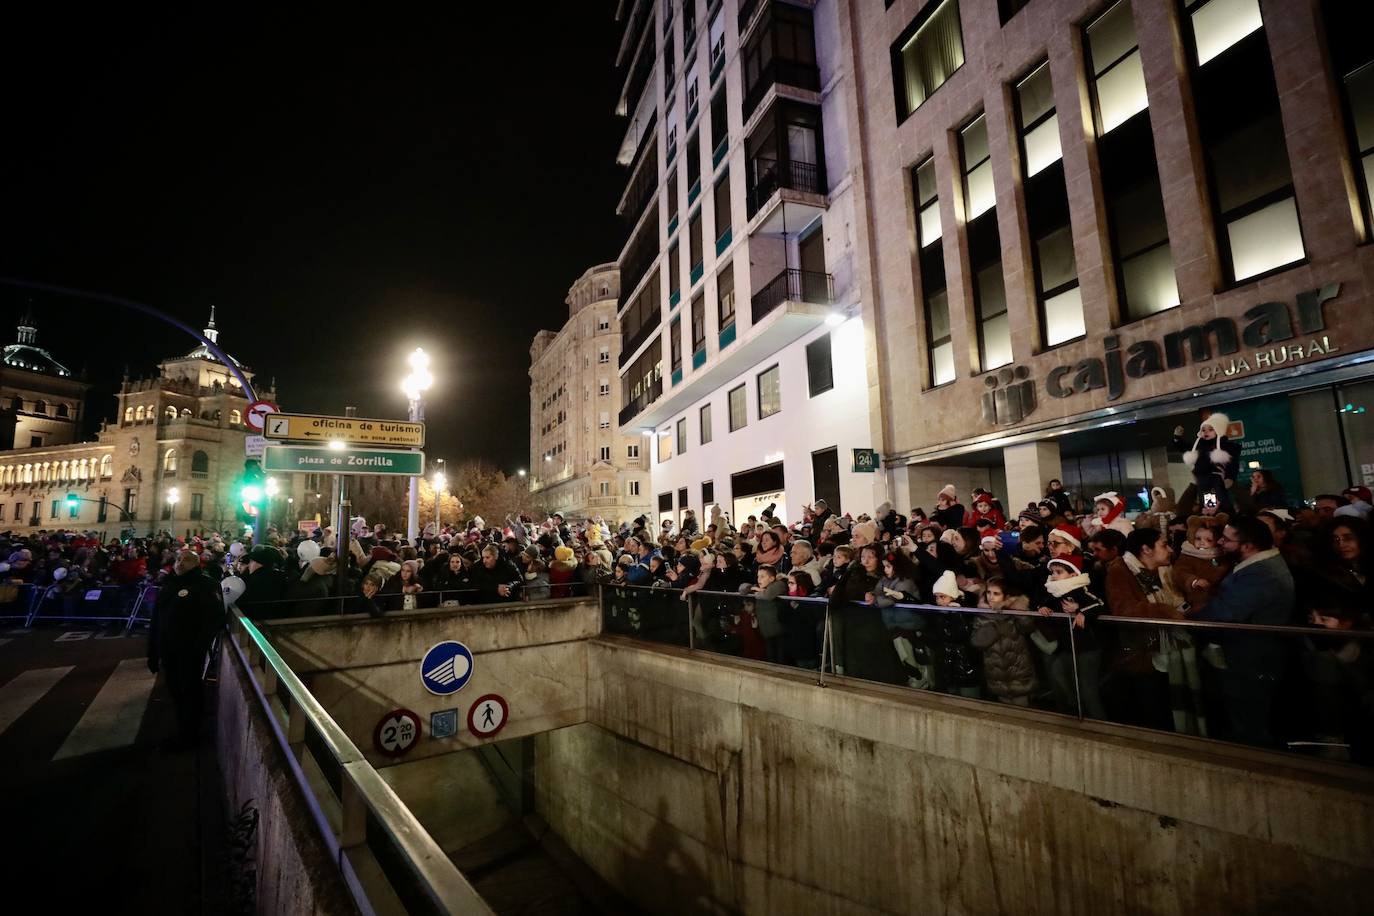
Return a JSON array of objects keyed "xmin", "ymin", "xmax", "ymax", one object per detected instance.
[{"xmin": 970, "ymin": 594, "xmax": 1037, "ymax": 699}]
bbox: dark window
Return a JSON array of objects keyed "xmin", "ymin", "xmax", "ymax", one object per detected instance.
[
  {"xmin": 689, "ymin": 210, "xmax": 703, "ymax": 275},
  {"xmin": 668, "ymin": 241, "xmax": 681, "ymax": 297},
  {"xmin": 702, "ymin": 480, "xmax": 715, "ymax": 505},
  {"xmin": 690, "ymin": 292, "xmax": 706, "ymax": 352},
  {"xmin": 710, "ymin": 88, "xmax": 729, "ymax": 158},
  {"xmin": 891, "ymin": 0, "xmax": 964, "ymax": 122},
  {"xmin": 811, "ymin": 447, "xmax": 841, "ymax": 514},
  {"xmin": 687, "ymin": 132, "xmax": 701, "ymax": 194},
  {"xmin": 667, "ymin": 168, "xmax": 679, "ymax": 226},
  {"xmin": 677, "ymin": 486, "xmax": 689, "ymax": 509},
  {"xmin": 714, "ymin": 171, "xmax": 732, "ymax": 242},
  {"xmin": 620, "ymin": 268, "xmax": 662, "ymax": 365},
  {"xmin": 659, "ymin": 492, "xmax": 673, "ymax": 513},
  {"xmin": 1184, "ymin": 0, "xmax": 1304, "ymax": 284},
  {"xmin": 1015, "ymin": 61, "xmax": 1084, "ymax": 348},
  {"xmin": 191, "ymin": 450, "xmax": 209, "ymax": 477},
  {"xmin": 191, "ymin": 493, "xmax": 204, "ymax": 520},
  {"xmin": 671, "ymin": 316, "xmax": 683, "ymax": 373},
  {"xmin": 1325, "ymin": 0, "xmax": 1374, "ymax": 232},
  {"xmin": 717, "ymin": 261, "xmax": 736, "ymax": 329},
  {"xmin": 998, "ymin": 0, "xmax": 1032, "ymax": 24},
  {"xmin": 806, "ymin": 334, "xmax": 833, "ymax": 396},
  {"xmin": 620, "ymin": 335, "xmax": 663, "ymax": 425}
]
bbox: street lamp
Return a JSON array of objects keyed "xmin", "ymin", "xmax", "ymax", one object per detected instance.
[
  {"xmin": 166, "ymin": 487, "xmax": 180, "ymax": 525},
  {"xmin": 400, "ymin": 347, "xmax": 434, "ymax": 543},
  {"xmin": 432, "ymin": 471, "xmax": 446, "ymax": 532},
  {"xmin": 517, "ymin": 469, "xmax": 526, "ymax": 477}
]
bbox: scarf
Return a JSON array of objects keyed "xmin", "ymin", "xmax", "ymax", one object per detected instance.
[{"xmin": 1045, "ymin": 572, "xmax": 1091, "ymax": 599}]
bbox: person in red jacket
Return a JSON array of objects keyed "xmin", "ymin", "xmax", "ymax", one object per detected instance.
[
  {"xmin": 963, "ymin": 492, "xmax": 1007, "ymax": 530},
  {"xmin": 548, "ymin": 545, "xmax": 578, "ymax": 598}
]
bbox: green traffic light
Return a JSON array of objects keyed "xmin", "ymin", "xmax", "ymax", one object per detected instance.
[
  {"xmin": 241, "ymin": 484, "xmax": 263, "ymax": 503},
  {"xmin": 65, "ymin": 492, "xmax": 80, "ymax": 509}
]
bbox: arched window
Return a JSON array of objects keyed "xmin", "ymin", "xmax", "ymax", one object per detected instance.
[
  {"xmin": 180, "ymin": 408, "xmax": 192, "ymax": 418},
  {"xmin": 56, "ymin": 404, "xmax": 70, "ymax": 418},
  {"xmin": 124, "ymin": 407, "xmax": 134, "ymax": 423},
  {"xmin": 191, "ymin": 450, "xmax": 209, "ymax": 477},
  {"xmin": 165, "ymin": 405, "xmax": 177, "ymax": 421},
  {"xmin": 163, "ymin": 449, "xmax": 178, "ymax": 473},
  {"xmin": 229, "ymin": 409, "xmax": 242, "ymax": 425},
  {"xmin": 135, "ymin": 405, "xmax": 145, "ymax": 421},
  {"xmin": 100, "ymin": 455, "xmax": 113, "ymax": 478},
  {"xmin": 33, "ymin": 400, "xmax": 47, "ymax": 415}
]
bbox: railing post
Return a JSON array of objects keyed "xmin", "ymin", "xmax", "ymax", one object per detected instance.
[
  {"xmin": 1066, "ymin": 615, "xmax": 1083, "ymax": 720},
  {"xmin": 687, "ymin": 593, "xmax": 696, "ymax": 650}
]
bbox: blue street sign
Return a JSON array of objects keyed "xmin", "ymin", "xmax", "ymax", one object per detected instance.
[
  {"xmin": 421, "ymin": 641, "xmax": 473, "ymax": 696},
  {"xmin": 430, "ymin": 709, "xmax": 458, "ymax": 740}
]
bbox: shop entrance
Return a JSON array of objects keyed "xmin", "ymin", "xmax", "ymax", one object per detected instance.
[{"xmin": 730, "ymin": 461, "xmax": 786, "ymax": 525}]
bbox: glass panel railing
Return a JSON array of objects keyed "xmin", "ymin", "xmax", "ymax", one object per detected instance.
[
  {"xmin": 1088, "ymin": 615, "xmax": 1374, "ymax": 764},
  {"xmin": 238, "ymin": 582, "xmax": 601, "ymax": 622},
  {"xmin": 601, "ymin": 584, "xmax": 691, "ymax": 647},
  {"xmin": 685, "ymin": 588, "xmax": 827, "ymax": 671}
]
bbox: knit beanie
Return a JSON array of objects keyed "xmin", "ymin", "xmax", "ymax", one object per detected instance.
[
  {"xmin": 938, "ymin": 484, "xmax": 958, "ymax": 502},
  {"xmin": 932, "ymin": 570, "xmax": 961, "ymax": 599}
]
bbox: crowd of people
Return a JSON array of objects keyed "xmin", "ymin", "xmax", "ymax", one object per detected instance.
[{"xmin": 2, "ymin": 416, "xmax": 1371, "ymax": 759}]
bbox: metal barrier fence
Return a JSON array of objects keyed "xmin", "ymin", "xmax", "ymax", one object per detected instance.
[
  {"xmin": 0, "ymin": 581, "xmax": 160, "ymax": 630},
  {"xmin": 601, "ymin": 585, "xmax": 1374, "ymax": 766},
  {"xmin": 228, "ymin": 610, "xmax": 494, "ymax": 915}
]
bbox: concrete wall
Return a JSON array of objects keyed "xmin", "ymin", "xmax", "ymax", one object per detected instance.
[
  {"xmin": 217, "ymin": 642, "xmax": 358, "ymax": 916},
  {"xmin": 535, "ymin": 639, "xmax": 1374, "ymax": 916},
  {"xmin": 262, "ymin": 600, "xmax": 598, "ymax": 768}
]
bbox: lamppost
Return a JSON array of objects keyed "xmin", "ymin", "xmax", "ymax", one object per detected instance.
[
  {"xmin": 400, "ymin": 347, "xmax": 433, "ymax": 544},
  {"xmin": 433, "ymin": 471, "xmax": 446, "ymax": 533},
  {"xmin": 265, "ymin": 476, "xmax": 279, "ymax": 531},
  {"xmin": 166, "ymin": 487, "xmax": 180, "ymax": 532}
]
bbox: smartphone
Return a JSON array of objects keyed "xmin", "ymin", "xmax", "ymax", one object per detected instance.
[{"xmin": 1203, "ymin": 493, "xmax": 1218, "ymax": 509}]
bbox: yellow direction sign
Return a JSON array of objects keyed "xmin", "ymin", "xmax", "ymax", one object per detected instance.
[{"xmin": 263, "ymin": 413, "xmax": 425, "ymax": 448}]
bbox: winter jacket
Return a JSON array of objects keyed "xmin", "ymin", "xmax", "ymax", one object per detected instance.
[
  {"xmin": 750, "ymin": 578, "xmax": 788, "ymax": 639},
  {"xmin": 970, "ymin": 595, "xmax": 1036, "ymax": 699},
  {"xmin": 466, "ymin": 556, "xmax": 523, "ymax": 603},
  {"xmin": 1193, "ymin": 549, "xmax": 1294, "ymax": 679},
  {"xmin": 148, "ymin": 568, "xmax": 223, "ymax": 663},
  {"xmin": 963, "ymin": 506, "xmax": 1007, "ymax": 530},
  {"xmin": 1041, "ymin": 573, "xmax": 1104, "ymax": 652},
  {"xmin": 1175, "ymin": 433, "xmax": 1242, "ymax": 506},
  {"xmin": 239, "ymin": 565, "xmax": 289, "ymax": 620},
  {"xmin": 548, "ymin": 559, "xmax": 578, "ymax": 598},
  {"xmin": 1169, "ymin": 544, "xmax": 1231, "ymax": 612},
  {"xmin": 932, "ymin": 504, "xmax": 965, "ymax": 531}
]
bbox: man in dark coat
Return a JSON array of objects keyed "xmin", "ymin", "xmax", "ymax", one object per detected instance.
[
  {"xmin": 148, "ymin": 551, "xmax": 223, "ymax": 749},
  {"xmin": 238, "ymin": 544, "xmax": 290, "ymax": 619},
  {"xmin": 466, "ymin": 544, "xmax": 522, "ymax": 603}
]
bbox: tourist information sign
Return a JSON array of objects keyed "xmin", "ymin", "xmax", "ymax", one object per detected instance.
[
  {"xmin": 263, "ymin": 412, "xmax": 426, "ymax": 448},
  {"xmin": 263, "ymin": 445, "xmax": 425, "ymax": 476}
]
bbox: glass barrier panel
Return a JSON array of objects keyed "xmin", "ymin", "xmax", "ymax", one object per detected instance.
[
  {"xmin": 1091, "ymin": 616, "xmax": 1374, "ymax": 765},
  {"xmin": 602, "ymin": 584, "xmax": 691, "ymax": 647}
]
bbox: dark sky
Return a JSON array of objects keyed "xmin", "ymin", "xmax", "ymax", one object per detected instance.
[{"xmin": 0, "ymin": 4, "xmax": 626, "ymax": 472}]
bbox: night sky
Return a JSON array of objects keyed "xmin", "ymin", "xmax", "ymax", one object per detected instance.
[{"xmin": 0, "ymin": 4, "xmax": 625, "ymax": 472}]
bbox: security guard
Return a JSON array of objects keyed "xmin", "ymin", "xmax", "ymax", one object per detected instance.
[{"xmin": 148, "ymin": 550, "xmax": 224, "ymax": 750}]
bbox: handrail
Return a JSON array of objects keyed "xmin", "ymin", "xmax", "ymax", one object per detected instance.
[
  {"xmin": 230, "ymin": 611, "xmax": 494, "ymax": 915},
  {"xmin": 607, "ymin": 584, "xmax": 1374, "ymax": 635}
]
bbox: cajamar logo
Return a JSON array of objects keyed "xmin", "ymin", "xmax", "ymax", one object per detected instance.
[{"xmin": 982, "ymin": 365, "xmax": 1036, "ymax": 426}]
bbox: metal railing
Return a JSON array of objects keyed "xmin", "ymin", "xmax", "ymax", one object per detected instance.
[
  {"xmin": 598, "ymin": 585, "xmax": 1374, "ymax": 766},
  {"xmin": 618, "ymin": 376, "xmax": 663, "ymax": 427},
  {"xmin": 746, "ymin": 156, "xmax": 823, "ymax": 217},
  {"xmin": 750, "ymin": 267, "xmax": 834, "ymax": 324},
  {"xmin": 227, "ymin": 611, "xmax": 494, "ymax": 915},
  {"xmin": 1, "ymin": 581, "xmax": 161, "ymax": 630}
]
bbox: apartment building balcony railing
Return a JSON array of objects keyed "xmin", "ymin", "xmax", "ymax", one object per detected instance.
[
  {"xmin": 619, "ymin": 318, "xmax": 659, "ymax": 370},
  {"xmin": 618, "ymin": 376, "xmax": 664, "ymax": 428},
  {"xmin": 746, "ymin": 157, "xmax": 822, "ymax": 219},
  {"xmin": 742, "ymin": 57, "xmax": 821, "ymax": 121},
  {"xmin": 751, "ymin": 268, "xmax": 834, "ymax": 324}
]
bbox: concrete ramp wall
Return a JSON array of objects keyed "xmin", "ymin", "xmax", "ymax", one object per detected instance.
[
  {"xmin": 261, "ymin": 599, "xmax": 598, "ymax": 768},
  {"xmin": 534, "ymin": 638, "xmax": 1374, "ymax": 916}
]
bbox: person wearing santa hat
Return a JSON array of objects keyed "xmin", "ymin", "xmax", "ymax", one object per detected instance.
[
  {"xmin": 1036, "ymin": 554, "xmax": 1106, "ymax": 718},
  {"xmin": 1047, "ymin": 523, "xmax": 1087, "ymax": 558},
  {"xmin": 1084, "ymin": 492, "xmax": 1134, "ymax": 538},
  {"xmin": 1174, "ymin": 411, "xmax": 1242, "ymax": 512}
]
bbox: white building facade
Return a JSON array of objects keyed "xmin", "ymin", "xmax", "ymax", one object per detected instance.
[{"xmin": 612, "ymin": 0, "xmax": 884, "ymax": 529}]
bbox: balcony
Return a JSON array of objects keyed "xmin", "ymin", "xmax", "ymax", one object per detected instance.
[
  {"xmin": 619, "ymin": 316, "xmax": 659, "ymax": 370},
  {"xmin": 629, "ymin": 275, "xmax": 833, "ymax": 431},
  {"xmin": 745, "ymin": 157, "xmax": 828, "ymax": 239},
  {"xmin": 617, "ymin": 142, "xmax": 659, "ymax": 226},
  {"xmin": 751, "ymin": 267, "xmax": 833, "ymax": 325},
  {"xmin": 742, "ymin": 57, "xmax": 821, "ymax": 122},
  {"xmin": 619, "ymin": 376, "xmax": 664, "ymax": 427}
]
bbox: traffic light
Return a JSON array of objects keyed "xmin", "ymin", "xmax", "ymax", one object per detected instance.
[
  {"xmin": 238, "ymin": 459, "xmax": 266, "ymax": 522},
  {"xmin": 65, "ymin": 492, "xmax": 80, "ymax": 513}
]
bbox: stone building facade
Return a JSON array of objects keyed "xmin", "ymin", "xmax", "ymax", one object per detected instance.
[
  {"xmin": 842, "ymin": 0, "xmax": 1374, "ymax": 513},
  {"xmin": 0, "ymin": 311, "xmax": 278, "ymax": 538},
  {"xmin": 0, "ymin": 314, "xmax": 90, "ymax": 449},
  {"xmin": 528, "ymin": 263, "xmax": 653, "ymax": 523}
]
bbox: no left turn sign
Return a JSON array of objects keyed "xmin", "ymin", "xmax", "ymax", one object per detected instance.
[{"xmin": 245, "ymin": 400, "xmax": 279, "ymax": 432}]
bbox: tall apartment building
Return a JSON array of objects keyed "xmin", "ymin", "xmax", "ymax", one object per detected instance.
[
  {"xmin": 844, "ymin": 0, "xmax": 1374, "ymax": 513},
  {"xmin": 612, "ymin": 0, "xmax": 885, "ymax": 530},
  {"xmin": 528, "ymin": 263, "xmax": 652, "ymax": 523}
]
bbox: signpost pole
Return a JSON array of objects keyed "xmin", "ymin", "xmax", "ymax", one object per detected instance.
[
  {"xmin": 406, "ymin": 398, "xmax": 424, "ymax": 545},
  {"xmin": 334, "ymin": 406, "xmax": 355, "ymax": 610}
]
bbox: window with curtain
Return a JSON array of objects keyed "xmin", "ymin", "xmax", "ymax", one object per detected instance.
[
  {"xmin": 914, "ymin": 156, "xmax": 953, "ymax": 386},
  {"xmin": 961, "ymin": 115, "xmax": 1011, "ymax": 372},
  {"xmin": 700, "ymin": 403, "xmax": 713, "ymax": 444},
  {"xmin": 671, "ymin": 316, "xmax": 683, "ymax": 373},
  {"xmin": 892, "ymin": 0, "xmax": 965, "ymax": 120},
  {"xmin": 1185, "ymin": 0, "xmax": 1304, "ymax": 284},
  {"xmin": 728, "ymin": 383, "xmax": 747, "ymax": 431},
  {"xmin": 1016, "ymin": 62, "xmax": 1084, "ymax": 347},
  {"xmin": 757, "ymin": 365, "xmax": 781, "ymax": 419},
  {"xmin": 691, "ymin": 292, "xmax": 706, "ymax": 352},
  {"xmin": 717, "ymin": 261, "xmax": 735, "ymax": 329},
  {"xmin": 1086, "ymin": 0, "xmax": 1178, "ymax": 321}
]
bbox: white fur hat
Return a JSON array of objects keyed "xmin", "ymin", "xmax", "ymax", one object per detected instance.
[
  {"xmin": 1201, "ymin": 413, "xmax": 1231, "ymax": 436},
  {"xmin": 938, "ymin": 484, "xmax": 958, "ymax": 502},
  {"xmin": 932, "ymin": 570, "xmax": 961, "ymax": 599}
]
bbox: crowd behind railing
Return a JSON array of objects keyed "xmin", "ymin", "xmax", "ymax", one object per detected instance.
[{"xmin": 3, "ymin": 415, "xmax": 1371, "ymax": 762}]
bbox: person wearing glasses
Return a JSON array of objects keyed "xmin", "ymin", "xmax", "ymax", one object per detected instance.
[{"xmin": 1192, "ymin": 515, "xmax": 1296, "ymax": 748}]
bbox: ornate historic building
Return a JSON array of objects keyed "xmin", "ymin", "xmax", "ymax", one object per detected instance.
[
  {"xmin": 0, "ymin": 309, "xmax": 277, "ymax": 536},
  {"xmin": 0, "ymin": 313, "xmax": 90, "ymax": 449}
]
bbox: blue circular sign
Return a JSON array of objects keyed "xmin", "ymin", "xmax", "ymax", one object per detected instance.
[{"xmin": 420, "ymin": 641, "xmax": 474, "ymax": 696}]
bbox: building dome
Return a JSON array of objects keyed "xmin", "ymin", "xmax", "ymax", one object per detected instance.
[
  {"xmin": 179, "ymin": 306, "xmax": 244, "ymax": 367},
  {"xmin": 3, "ymin": 316, "xmax": 73, "ymax": 376}
]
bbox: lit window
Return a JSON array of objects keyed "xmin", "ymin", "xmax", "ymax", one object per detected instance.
[
  {"xmin": 757, "ymin": 365, "xmax": 781, "ymax": 419},
  {"xmin": 1087, "ymin": 0, "xmax": 1149, "ymax": 135},
  {"xmin": 961, "ymin": 115, "xmax": 1011, "ymax": 372},
  {"xmin": 676, "ymin": 417, "xmax": 688, "ymax": 455},
  {"xmin": 658, "ymin": 428, "xmax": 672, "ymax": 463},
  {"xmin": 1326, "ymin": 0, "xmax": 1374, "ymax": 232},
  {"xmin": 700, "ymin": 403, "xmax": 713, "ymax": 444},
  {"xmin": 892, "ymin": 0, "xmax": 965, "ymax": 120},
  {"xmin": 914, "ymin": 157, "xmax": 953, "ymax": 386},
  {"xmin": 728, "ymin": 383, "xmax": 748, "ymax": 431}
]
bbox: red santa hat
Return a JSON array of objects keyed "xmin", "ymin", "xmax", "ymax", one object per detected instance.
[
  {"xmin": 1049, "ymin": 523, "xmax": 1085, "ymax": 550},
  {"xmin": 1093, "ymin": 492, "xmax": 1128, "ymax": 526},
  {"xmin": 1047, "ymin": 554, "xmax": 1083, "ymax": 575}
]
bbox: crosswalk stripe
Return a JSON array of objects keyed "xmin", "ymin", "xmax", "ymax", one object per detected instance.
[
  {"xmin": 52, "ymin": 659, "xmax": 157, "ymax": 761},
  {"xmin": 0, "ymin": 666, "xmax": 75, "ymax": 735}
]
